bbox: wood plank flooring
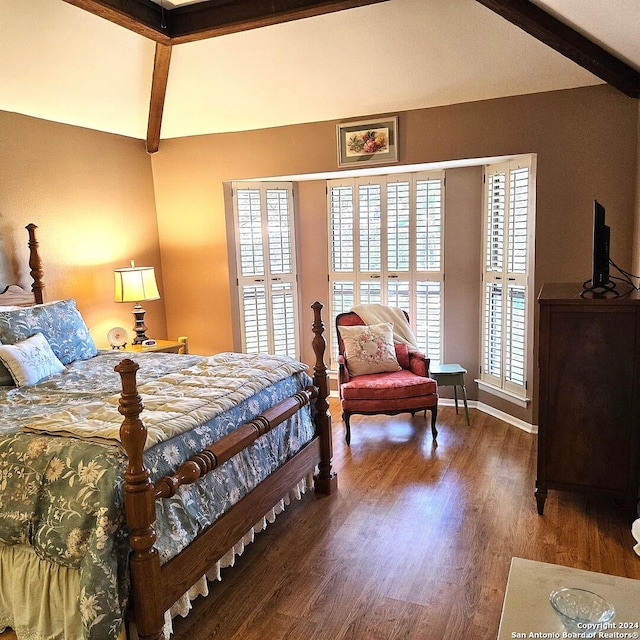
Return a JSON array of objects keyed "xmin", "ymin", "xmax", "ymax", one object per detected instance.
[
  {"xmin": 168, "ymin": 401, "xmax": 640, "ymax": 639},
  {"xmin": 3, "ymin": 401, "xmax": 640, "ymax": 639}
]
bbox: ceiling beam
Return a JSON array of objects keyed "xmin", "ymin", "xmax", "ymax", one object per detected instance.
[
  {"xmin": 169, "ymin": 0, "xmax": 389, "ymax": 44},
  {"xmin": 475, "ymin": 0, "xmax": 640, "ymax": 99},
  {"xmin": 62, "ymin": 0, "xmax": 171, "ymax": 43},
  {"xmin": 62, "ymin": 0, "xmax": 387, "ymax": 45},
  {"xmin": 146, "ymin": 43, "xmax": 172, "ymax": 154}
]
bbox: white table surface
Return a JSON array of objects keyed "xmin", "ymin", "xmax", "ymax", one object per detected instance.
[{"xmin": 497, "ymin": 558, "xmax": 640, "ymax": 638}]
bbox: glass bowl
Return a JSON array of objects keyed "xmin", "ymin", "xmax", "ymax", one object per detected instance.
[{"xmin": 549, "ymin": 587, "xmax": 615, "ymax": 636}]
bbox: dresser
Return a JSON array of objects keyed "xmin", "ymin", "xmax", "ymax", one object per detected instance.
[{"xmin": 536, "ymin": 283, "xmax": 640, "ymax": 515}]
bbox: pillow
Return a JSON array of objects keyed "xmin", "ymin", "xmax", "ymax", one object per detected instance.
[
  {"xmin": 0, "ymin": 299, "xmax": 97, "ymax": 365},
  {"xmin": 339, "ymin": 322, "xmax": 402, "ymax": 376},
  {"xmin": 0, "ymin": 332, "xmax": 65, "ymax": 387}
]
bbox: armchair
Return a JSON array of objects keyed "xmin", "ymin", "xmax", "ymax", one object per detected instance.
[{"xmin": 336, "ymin": 310, "xmax": 438, "ymax": 445}]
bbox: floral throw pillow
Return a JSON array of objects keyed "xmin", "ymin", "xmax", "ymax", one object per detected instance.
[
  {"xmin": 0, "ymin": 332, "xmax": 65, "ymax": 387},
  {"xmin": 339, "ymin": 322, "xmax": 401, "ymax": 377},
  {"xmin": 0, "ymin": 299, "xmax": 97, "ymax": 365}
]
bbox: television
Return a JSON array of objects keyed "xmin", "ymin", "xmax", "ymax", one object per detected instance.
[{"xmin": 591, "ymin": 200, "xmax": 610, "ymax": 289}]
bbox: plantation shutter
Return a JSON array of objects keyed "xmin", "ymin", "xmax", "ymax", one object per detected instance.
[
  {"xmin": 481, "ymin": 160, "xmax": 531, "ymax": 396},
  {"xmin": 233, "ymin": 182, "xmax": 299, "ymax": 358},
  {"xmin": 358, "ymin": 181, "xmax": 383, "ymax": 303},
  {"xmin": 415, "ymin": 176, "xmax": 443, "ymax": 366},
  {"xmin": 328, "ymin": 171, "xmax": 444, "ymax": 367},
  {"xmin": 329, "ymin": 182, "xmax": 356, "ymax": 360}
]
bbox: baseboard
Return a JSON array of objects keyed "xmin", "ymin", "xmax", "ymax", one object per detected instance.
[
  {"xmin": 329, "ymin": 390, "xmax": 537, "ymax": 434},
  {"xmin": 437, "ymin": 397, "xmax": 538, "ymax": 434}
]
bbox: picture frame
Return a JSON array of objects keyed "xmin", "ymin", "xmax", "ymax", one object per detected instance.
[{"xmin": 337, "ymin": 116, "xmax": 398, "ymax": 167}]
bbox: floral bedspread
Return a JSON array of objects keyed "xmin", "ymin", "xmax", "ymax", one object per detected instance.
[{"xmin": 0, "ymin": 351, "xmax": 315, "ymax": 640}]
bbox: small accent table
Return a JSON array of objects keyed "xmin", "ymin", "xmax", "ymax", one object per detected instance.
[
  {"xmin": 497, "ymin": 558, "xmax": 640, "ymax": 638},
  {"xmin": 429, "ymin": 363, "xmax": 470, "ymax": 425},
  {"xmin": 120, "ymin": 337, "xmax": 189, "ymax": 355}
]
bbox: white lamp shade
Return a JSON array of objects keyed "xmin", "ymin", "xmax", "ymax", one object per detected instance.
[{"xmin": 114, "ymin": 266, "xmax": 160, "ymax": 303}]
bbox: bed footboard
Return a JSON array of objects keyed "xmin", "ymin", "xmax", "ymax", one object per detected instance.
[{"xmin": 116, "ymin": 301, "xmax": 336, "ymax": 640}]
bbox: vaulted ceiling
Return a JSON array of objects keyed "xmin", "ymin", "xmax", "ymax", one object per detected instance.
[{"xmin": 2, "ymin": 0, "xmax": 639, "ymax": 153}]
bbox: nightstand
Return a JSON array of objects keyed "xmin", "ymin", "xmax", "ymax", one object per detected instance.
[{"xmin": 120, "ymin": 337, "xmax": 189, "ymax": 355}]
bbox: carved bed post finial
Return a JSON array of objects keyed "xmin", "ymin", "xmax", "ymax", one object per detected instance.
[
  {"xmin": 25, "ymin": 224, "xmax": 45, "ymax": 304},
  {"xmin": 311, "ymin": 301, "xmax": 337, "ymax": 494},
  {"xmin": 115, "ymin": 358, "xmax": 164, "ymax": 640}
]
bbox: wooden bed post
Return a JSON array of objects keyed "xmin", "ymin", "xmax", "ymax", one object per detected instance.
[
  {"xmin": 311, "ymin": 301, "xmax": 337, "ymax": 494},
  {"xmin": 25, "ymin": 223, "xmax": 45, "ymax": 304},
  {"xmin": 115, "ymin": 359, "xmax": 164, "ymax": 640}
]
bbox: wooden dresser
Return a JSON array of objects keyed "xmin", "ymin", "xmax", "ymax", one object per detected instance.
[{"xmin": 536, "ymin": 283, "xmax": 640, "ymax": 515}]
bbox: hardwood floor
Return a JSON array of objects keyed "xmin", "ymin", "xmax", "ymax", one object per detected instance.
[
  {"xmin": 3, "ymin": 401, "xmax": 639, "ymax": 639},
  {"xmin": 168, "ymin": 401, "xmax": 640, "ymax": 640}
]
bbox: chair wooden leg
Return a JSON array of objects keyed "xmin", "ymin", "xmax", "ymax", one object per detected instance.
[
  {"xmin": 430, "ymin": 406, "xmax": 438, "ymax": 440},
  {"xmin": 343, "ymin": 411, "xmax": 351, "ymax": 445}
]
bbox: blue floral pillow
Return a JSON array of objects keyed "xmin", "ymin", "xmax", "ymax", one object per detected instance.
[{"xmin": 0, "ymin": 299, "xmax": 97, "ymax": 365}]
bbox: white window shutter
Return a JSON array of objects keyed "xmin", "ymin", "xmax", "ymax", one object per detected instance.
[
  {"xmin": 328, "ymin": 172, "xmax": 444, "ymax": 367},
  {"xmin": 480, "ymin": 158, "xmax": 534, "ymax": 397},
  {"xmin": 233, "ymin": 182, "xmax": 299, "ymax": 358}
]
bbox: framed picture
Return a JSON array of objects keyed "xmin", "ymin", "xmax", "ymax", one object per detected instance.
[{"xmin": 337, "ymin": 116, "xmax": 398, "ymax": 167}]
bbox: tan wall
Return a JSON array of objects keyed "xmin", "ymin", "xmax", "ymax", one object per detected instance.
[
  {"xmin": 1, "ymin": 85, "xmax": 636, "ymax": 425},
  {"xmin": 0, "ymin": 111, "xmax": 166, "ymax": 348},
  {"xmin": 441, "ymin": 166, "xmax": 483, "ymax": 395},
  {"xmin": 151, "ymin": 84, "xmax": 638, "ymax": 426}
]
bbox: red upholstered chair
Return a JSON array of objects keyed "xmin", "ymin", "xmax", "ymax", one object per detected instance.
[{"xmin": 336, "ymin": 310, "xmax": 438, "ymax": 445}]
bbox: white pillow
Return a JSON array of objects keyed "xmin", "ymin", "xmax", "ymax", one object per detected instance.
[
  {"xmin": 0, "ymin": 332, "xmax": 65, "ymax": 387},
  {"xmin": 338, "ymin": 322, "xmax": 401, "ymax": 376}
]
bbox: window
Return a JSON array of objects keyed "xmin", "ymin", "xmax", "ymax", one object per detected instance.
[
  {"xmin": 232, "ymin": 182, "xmax": 299, "ymax": 357},
  {"xmin": 328, "ymin": 172, "xmax": 444, "ymax": 367},
  {"xmin": 480, "ymin": 157, "xmax": 535, "ymax": 401}
]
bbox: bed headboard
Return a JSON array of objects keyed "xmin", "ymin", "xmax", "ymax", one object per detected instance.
[{"xmin": 0, "ymin": 223, "xmax": 45, "ymax": 307}]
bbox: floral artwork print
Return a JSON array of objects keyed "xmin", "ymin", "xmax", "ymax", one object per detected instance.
[
  {"xmin": 346, "ymin": 127, "xmax": 389, "ymax": 157},
  {"xmin": 337, "ymin": 117, "xmax": 398, "ymax": 167}
]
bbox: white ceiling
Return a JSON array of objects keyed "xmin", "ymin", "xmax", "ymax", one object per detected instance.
[{"xmin": 1, "ymin": 0, "xmax": 638, "ymax": 141}]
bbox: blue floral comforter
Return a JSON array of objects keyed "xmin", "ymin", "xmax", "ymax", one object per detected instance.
[{"xmin": 0, "ymin": 351, "xmax": 315, "ymax": 639}]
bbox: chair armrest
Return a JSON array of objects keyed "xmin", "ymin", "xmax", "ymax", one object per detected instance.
[
  {"xmin": 408, "ymin": 351, "xmax": 430, "ymax": 377},
  {"xmin": 337, "ymin": 354, "xmax": 351, "ymax": 386}
]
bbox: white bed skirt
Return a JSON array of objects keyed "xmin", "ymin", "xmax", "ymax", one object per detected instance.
[{"xmin": 1, "ymin": 474, "xmax": 313, "ymax": 640}]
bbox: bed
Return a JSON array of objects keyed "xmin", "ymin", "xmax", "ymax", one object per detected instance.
[{"xmin": 0, "ymin": 224, "xmax": 337, "ymax": 640}]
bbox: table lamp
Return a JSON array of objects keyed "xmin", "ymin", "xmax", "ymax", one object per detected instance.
[{"xmin": 114, "ymin": 261, "xmax": 160, "ymax": 344}]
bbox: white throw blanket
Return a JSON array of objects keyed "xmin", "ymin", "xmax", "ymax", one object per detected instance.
[{"xmin": 351, "ymin": 304, "xmax": 420, "ymax": 351}]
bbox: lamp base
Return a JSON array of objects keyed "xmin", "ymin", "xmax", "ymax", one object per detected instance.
[{"xmin": 131, "ymin": 303, "xmax": 151, "ymax": 344}]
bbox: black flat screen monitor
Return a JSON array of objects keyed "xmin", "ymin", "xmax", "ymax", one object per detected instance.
[{"xmin": 592, "ymin": 200, "xmax": 610, "ymax": 288}]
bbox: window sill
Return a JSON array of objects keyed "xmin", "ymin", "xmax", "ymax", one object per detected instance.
[{"xmin": 474, "ymin": 379, "xmax": 530, "ymax": 408}]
